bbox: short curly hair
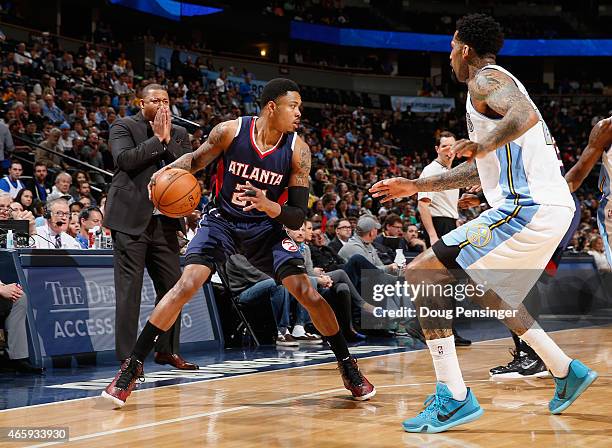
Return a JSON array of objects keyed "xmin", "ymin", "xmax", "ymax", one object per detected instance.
[{"xmin": 456, "ymin": 13, "xmax": 504, "ymax": 57}]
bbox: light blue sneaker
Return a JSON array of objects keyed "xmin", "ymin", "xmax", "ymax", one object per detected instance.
[
  {"xmin": 402, "ymin": 383, "xmax": 484, "ymax": 433},
  {"xmin": 549, "ymin": 359, "xmax": 598, "ymax": 414}
]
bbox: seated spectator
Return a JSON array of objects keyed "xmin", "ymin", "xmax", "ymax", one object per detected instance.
[
  {"xmin": 0, "ymin": 192, "xmax": 36, "ymax": 235},
  {"xmin": 587, "ymin": 235, "xmax": 611, "ymax": 272},
  {"xmin": 78, "ymin": 196, "xmax": 92, "ymax": 207},
  {"xmin": 0, "ymin": 280, "xmax": 43, "ymax": 374},
  {"xmin": 324, "ymin": 217, "xmax": 337, "ymax": 244},
  {"xmin": 72, "ymin": 181, "xmax": 97, "ymax": 206},
  {"xmin": 67, "ymin": 214, "xmax": 80, "ymax": 239},
  {"xmin": 41, "ymin": 94, "xmax": 65, "ymax": 125},
  {"xmin": 81, "ymin": 133, "xmax": 106, "ymax": 184},
  {"xmin": 309, "ymin": 223, "xmax": 345, "ymax": 272},
  {"xmin": 287, "ymin": 224, "xmax": 358, "ymax": 341},
  {"xmin": 32, "ymin": 198, "xmax": 81, "ymax": 249},
  {"xmin": 374, "ymin": 213, "xmax": 404, "ymax": 264},
  {"xmin": 26, "ymin": 162, "xmax": 52, "ymax": 203},
  {"xmin": 401, "ymin": 224, "xmax": 427, "ymax": 254},
  {"xmin": 338, "ymin": 215, "xmax": 398, "ymax": 274},
  {"xmin": 70, "ymin": 201, "xmax": 84, "ymax": 217},
  {"xmin": 58, "ymin": 122, "xmax": 73, "ymax": 152},
  {"xmin": 22, "ymin": 119, "xmax": 43, "ymax": 145},
  {"xmin": 75, "ymin": 206, "xmax": 103, "ymax": 249},
  {"xmin": 225, "ymin": 254, "xmax": 300, "ymax": 346},
  {"xmin": 329, "ymin": 219, "xmax": 352, "ymax": 253},
  {"xmin": 15, "ymin": 188, "xmax": 36, "ymax": 215},
  {"xmin": 36, "ymin": 128, "xmax": 65, "ymax": 169},
  {"xmin": 321, "ymin": 193, "xmax": 338, "ymax": 221},
  {"xmin": 0, "ymin": 161, "xmax": 26, "ymax": 199},
  {"xmin": 48, "ymin": 172, "xmax": 74, "ymax": 204}
]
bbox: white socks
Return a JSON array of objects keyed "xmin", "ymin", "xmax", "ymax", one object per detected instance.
[
  {"xmin": 292, "ymin": 325, "xmax": 306, "ymax": 338},
  {"xmin": 520, "ymin": 327, "xmax": 571, "ymax": 378},
  {"xmin": 427, "ymin": 336, "xmax": 467, "ymax": 401}
]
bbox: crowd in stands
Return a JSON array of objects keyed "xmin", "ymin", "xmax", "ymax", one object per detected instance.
[
  {"xmin": 0, "ymin": 25, "xmax": 610, "ymax": 370},
  {"xmin": 261, "ymin": 1, "xmax": 608, "ymax": 38},
  {"xmin": 0, "ymin": 32, "xmax": 609, "ymax": 255}
]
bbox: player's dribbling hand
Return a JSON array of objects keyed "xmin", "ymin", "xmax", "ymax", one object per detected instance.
[
  {"xmin": 148, "ymin": 165, "xmax": 171, "ymax": 201},
  {"xmin": 588, "ymin": 116, "xmax": 612, "ymax": 150},
  {"xmin": 369, "ymin": 177, "xmax": 416, "ymax": 203},
  {"xmin": 236, "ymin": 182, "xmax": 274, "ymax": 213}
]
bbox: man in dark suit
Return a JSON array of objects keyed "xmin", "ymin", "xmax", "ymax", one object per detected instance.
[
  {"xmin": 329, "ymin": 219, "xmax": 352, "ymax": 254},
  {"xmin": 104, "ymin": 83, "xmax": 197, "ymax": 369}
]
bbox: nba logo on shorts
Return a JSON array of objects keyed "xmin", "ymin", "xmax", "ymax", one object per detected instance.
[
  {"xmin": 281, "ymin": 238, "xmax": 298, "ymax": 252},
  {"xmin": 438, "ymin": 346, "xmax": 444, "ymax": 355}
]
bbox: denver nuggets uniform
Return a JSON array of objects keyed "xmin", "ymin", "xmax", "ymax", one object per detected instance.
[
  {"xmin": 597, "ymin": 143, "xmax": 612, "ymax": 267},
  {"xmin": 185, "ymin": 116, "xmax": 303, "ymax": 278},
  {"xmin": 440, "ymin": 65, "xmax": 575, "ymax": 277}
]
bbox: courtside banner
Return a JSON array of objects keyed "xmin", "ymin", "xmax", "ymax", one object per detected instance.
[{"xmin": 24, "ymin": 267, "xmax": 214, "ymax": 356}]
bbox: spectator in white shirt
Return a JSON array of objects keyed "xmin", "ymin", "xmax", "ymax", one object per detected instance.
[
  {"xmin": 58, "ymin": 122, "xmax": 73, "ymax": 152},
  {"xmin": 13, "ymin": 43, "xmax": 32, "ymax": 66},
  {"xmin": 587, "ymin": 235, "xmax": 611, "ymax": 272},
  {"xmin": 33, "ymin": 198, "xmax": 81, "ymax": 249}
]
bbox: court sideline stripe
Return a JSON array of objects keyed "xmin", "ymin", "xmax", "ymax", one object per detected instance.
[
  {"xmin": 0, "ymin": 333, "xmax": 527, "ymax": 414},
  {"xmin": 0, "ymin": 327, "xmax": 591, "ymax": 415},
  {"xmin": 27, "ymin": 379, "xmax": 498, "ymax": 448}
]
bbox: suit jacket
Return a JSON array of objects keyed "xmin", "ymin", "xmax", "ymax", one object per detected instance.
[
  {"xmin": 104, "ymin": 112, "xmax": 192, "ymax": 236},
  {"xmin": 328, "ymin": 237, "xmax": 344, "ymax": 255}
]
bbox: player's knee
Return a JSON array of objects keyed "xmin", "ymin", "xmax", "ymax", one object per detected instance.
[
  {"xmin": 173, "ymin": 265, "xmax": 209, "ymax": 300},
  {"xmin": 292, "ymin": 283, "xmax": 322, "ymax": 309}
]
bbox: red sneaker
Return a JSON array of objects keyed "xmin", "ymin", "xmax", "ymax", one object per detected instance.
[
  {"xmin": 338, "ymin": 357, "xmax": 376, "ymax": 401},
  {"xmin": 101, "ymin": 357, "xmax": 144, "ymax": 408}
]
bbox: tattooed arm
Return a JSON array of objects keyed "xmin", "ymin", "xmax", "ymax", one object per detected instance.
[
  {"xmin": 469, "ymin": 69, "xmax": 540, "ymax": 154},
  {"xmin": 288, "ymin": 137, "xmax": 311, "ymax": 188},
  {"xmin": 415, "ymin": 161, "xmax": 480, "ymax": 192},
  {"xmin": 370, "ymin": 162, "xmax": 479, "ymax": 203},
  {"xmin": 168, "ymin": 119, "xmax": 237, "ymax": 173},
  {"xmin": 149, "ymin": 120, "xmax": 236, "ymax": 197}
]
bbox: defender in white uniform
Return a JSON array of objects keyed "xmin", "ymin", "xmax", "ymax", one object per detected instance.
[
  {"xmin": 566, "ymin": 117, "xmax": 612, "ymax": 268},
  {"xmin": 370, "ymin": 13, "xmax": 597, "ymax": 434}
]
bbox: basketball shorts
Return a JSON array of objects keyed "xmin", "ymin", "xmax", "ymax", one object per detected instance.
[
  {"xmin": 185, "ymin": 207, "xmax": 305, "ymax": 281},
  {"xmin": 597, "ymin": 197, "xmax": 612, "ymax": 268},
  {"xmin": 433, "ymin": 202, "xmax": 574, "ymax": 305}
]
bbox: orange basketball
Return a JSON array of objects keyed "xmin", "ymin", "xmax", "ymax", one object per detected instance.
[{"xmin": 151, "ymin": 168, "xmax": 201, "ymax": 218}]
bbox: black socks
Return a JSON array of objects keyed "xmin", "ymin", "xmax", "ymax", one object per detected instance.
[
  {"xmin": 325, "ymin": 330, "xmax": 351, "ymax": 362},
  {"xmin": 132, "ymin": 321, "xmax": 165, "ymax": 362}
]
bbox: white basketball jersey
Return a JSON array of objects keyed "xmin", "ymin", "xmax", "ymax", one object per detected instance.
[
  {"xmin": 599, "ymin": 144, "xmax": 612, "ymax": 201},
  {"xmin": 465, "ymin": 65, "xmax": 575, "ymax": 210}
]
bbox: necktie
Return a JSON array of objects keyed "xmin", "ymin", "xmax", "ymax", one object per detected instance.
[{"xmin": 55, "ymin": 233, "xmax": 62, "ymax": 249}]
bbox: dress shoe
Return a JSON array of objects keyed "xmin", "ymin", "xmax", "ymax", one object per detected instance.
[
  {"xmin": 454, "ymin": 332, "xmax": 472, "ymax": 346},
  {"xmin": 154, "ymin": 352, "xmax": 199, "ymax": 370},
  {"xmin": 2, "ymin": 358, "xmax": 45, "ymax": 375}
]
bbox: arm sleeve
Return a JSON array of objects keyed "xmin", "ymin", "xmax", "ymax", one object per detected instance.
[{"xmin": 274, "ymin": 186, "xmax": 308, "ymax": 230}]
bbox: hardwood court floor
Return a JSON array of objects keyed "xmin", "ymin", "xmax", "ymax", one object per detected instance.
[{"xmin": 3, "ymin": 326, "xmax": 610, "ymax": 448}]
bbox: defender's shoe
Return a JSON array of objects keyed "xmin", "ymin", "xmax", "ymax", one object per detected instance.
[
  {"xmin": 549, "ymin": 359, "xmax": 597, "ymax": 414},
  {"xmin": 402, "ymin": 383, "xmax": 484, "ymax": 433}
]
